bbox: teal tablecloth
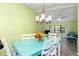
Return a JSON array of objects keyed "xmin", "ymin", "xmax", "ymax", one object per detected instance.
[{"xmin": 13, "ymin": 38, "xmax": 62, "ymax": 56}]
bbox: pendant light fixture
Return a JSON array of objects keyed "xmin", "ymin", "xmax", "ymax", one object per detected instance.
[{"xmin": 35, "ymin": 2, "xmax": 52, "ymax": 22}]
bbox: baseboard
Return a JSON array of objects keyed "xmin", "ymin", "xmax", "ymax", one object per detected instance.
[{"xmin": 77, "ymin": 53, "xmax": 79, "ymax": 56}]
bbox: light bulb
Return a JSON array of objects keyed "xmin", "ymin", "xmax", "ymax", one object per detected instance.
[
  {"xmin": 36, "ymin": 16, "xmax": 39, "ymax": 21},
  {"xmin": 39, "ymin": 18, "xmax": 42, "ymax": 22},
  {"xmin": 41, "ymin": 13, "xmax": 45, "ymax": 20},
  {"xmin": 46, "ymin": 18, "xmax": 49, "ymax": 22},
  {"xmin": 48, "ymin": 16, "xmax": 52, "ymax": 21}
]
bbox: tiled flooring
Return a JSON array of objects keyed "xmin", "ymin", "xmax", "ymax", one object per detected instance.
[{"xmin": 61, "ymin": 39, "xmax": 77, "ymax": 56}]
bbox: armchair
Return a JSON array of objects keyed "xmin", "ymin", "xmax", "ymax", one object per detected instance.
[{"xmin": 66, "ymin": 32, "xmax": 78, "ymax": 45}]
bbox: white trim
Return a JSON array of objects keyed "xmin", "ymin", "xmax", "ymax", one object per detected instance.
[
  {"xmin": 77, "ymin": 53, "xmax": 79, "ymax": 56},
  {"xmin": 36, "ymin": 4, "xmax": 77, "ymax": 13}
]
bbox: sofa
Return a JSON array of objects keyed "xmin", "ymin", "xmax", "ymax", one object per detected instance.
[{"xmin": 66, "ymin": 32, "xmax": 78, "ymax": 45}]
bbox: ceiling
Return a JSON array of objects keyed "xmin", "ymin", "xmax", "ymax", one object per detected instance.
[{"xmin": 23, "ymin": 3, "xmax": 77, "ymax": 22}]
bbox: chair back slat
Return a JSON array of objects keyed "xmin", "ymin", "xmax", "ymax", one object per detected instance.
[
  {"xmin": 1, "ymin": 38, "xmax": 11, "ymax": 56},
  {"xmin": 21, "ymin": 34, "xmax": 35, "ymax": 40},
  {"xmin": 41, "ymin": 38, "xmax": 58, "ymax": 56}
]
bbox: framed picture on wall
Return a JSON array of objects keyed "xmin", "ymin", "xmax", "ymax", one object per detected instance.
[
  {"xmin": 50, "ymin": 25, "xmax": 54, "ymax": 33},
  {"xmin": 54, "ymin": 25, "xmax": 61, "ymax": 33},
  {"xmin": 61, "ymin": 26, "xmax": 66, "ymax": 33}
]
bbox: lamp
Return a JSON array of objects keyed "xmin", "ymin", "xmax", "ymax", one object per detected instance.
[{"xmin": 35, "ymin": 3, "xmax": 52, "ymax": 22}]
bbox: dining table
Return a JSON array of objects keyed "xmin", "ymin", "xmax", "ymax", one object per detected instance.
[{"xmin": 13, "ymin": 38, "xmax": 62, "ymax": 56}]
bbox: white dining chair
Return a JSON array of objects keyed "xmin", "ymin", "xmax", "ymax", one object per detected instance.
[
  {"xmin": 21, "ymin": 34, "xmax": 36, "ymax": 40},
  {"xmin": 0, "ymin": 38, "xmax": 16, "ymax": 56},
  {"xmin": 41, "ymin": 39, "xmax": 51, "ymax": 56},
  {"xmin": 41, "ymin": 38, "xmax": 57, "ymax": 56},
  {"xmin": 48, "ymin": 33, "xmax": 56, "ymax": 38}
]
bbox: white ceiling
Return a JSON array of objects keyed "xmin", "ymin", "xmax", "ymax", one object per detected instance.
[{"xmin": 23, "ymin": 3, "xmax": 77, "ymax": 22}]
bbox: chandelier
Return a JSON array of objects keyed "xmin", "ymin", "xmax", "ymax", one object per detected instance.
[{"xmin": 35, "ymin": 3, "xmax": 52, "ymax": 22}]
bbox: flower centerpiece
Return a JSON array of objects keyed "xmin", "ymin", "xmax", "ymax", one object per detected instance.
[{"xmin": 35, "ymin": 32, "xmax": 45, "ymax": 41}]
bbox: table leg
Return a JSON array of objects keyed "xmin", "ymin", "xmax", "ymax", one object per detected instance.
[{"xmin": 58, "ymin": 43, "xmax": 61, "ymax": 56}]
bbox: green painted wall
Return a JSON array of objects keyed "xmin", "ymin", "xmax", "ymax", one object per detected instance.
[
  {"xmin": 0, "ymin": 3, "xmax": 43, "ymax": 55},
  {"xmin": 43, "ymin": 20, "xmax": 78, "ymax": 33}
]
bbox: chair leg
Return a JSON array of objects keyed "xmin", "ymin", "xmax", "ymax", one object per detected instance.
[
  {"xmin": 58, "ymin": 44, "xmax": 61, "ymax": 56},
  {"xmin": 67, "ymin": 40, "xmax": 70, "ymax": 46},
  {"xmin": 73, "ymin": 40, "xmax": 76, "ymax": 47},
  {"xmin": 55, "ymin": 53, "xmax": 57, "ymax": 56}
]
